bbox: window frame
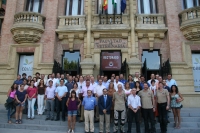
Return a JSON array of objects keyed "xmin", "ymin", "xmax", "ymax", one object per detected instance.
[
  {"xmin": 138, "ymin": 0, "xmax": 158, "ymax": 14},
  {"xmin": 25, "ymin": 0, "xmax": 44, "ymax": 13},
  {"xmin": 65, "ymin": 0, "xmax": 84, "ymax": 16}
]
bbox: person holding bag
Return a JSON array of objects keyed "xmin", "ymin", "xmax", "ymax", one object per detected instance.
[
  {"xmin": 170, "ymin": 85, "xmax": 184, "ymax": 129},
  {"xmin": 6, "ymin": 83, "xmax": 17, "ymax": 123}
]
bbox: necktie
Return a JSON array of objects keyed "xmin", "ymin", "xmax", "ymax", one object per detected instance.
[{"xmin": 104, "ymin": 95, "xmax": 107, "ymax": 108}]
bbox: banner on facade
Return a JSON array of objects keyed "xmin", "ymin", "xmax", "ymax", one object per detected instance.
[
  {"xmin": 101, "ymin": 51, "xmax": 121, "ymax": 70},
  {"xmin": 192, "ymin": 54, "xmax": 200, "ymax": 92},
  {"xmin": 18, "ymin": 55, "xmax": 34, "ymax": 77},
  {"xmin": 94, "ymin": 38, "xmax": 128, "ymax": 48}
]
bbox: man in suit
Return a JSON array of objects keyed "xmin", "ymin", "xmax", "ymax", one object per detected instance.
[{"xmin": 98, "ymin": 88, "xmax": 112, "ymax": 133}]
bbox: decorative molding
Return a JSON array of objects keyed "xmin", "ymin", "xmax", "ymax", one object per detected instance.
[
  {"xmin": 135, "ymin": 14, "xmax": 168, "ymax": 50},
  {"xmin": 10, "ymin": 11, "xmax": 45, "ymax": 44}
]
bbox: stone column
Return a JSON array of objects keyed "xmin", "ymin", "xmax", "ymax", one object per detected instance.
[
  {"xmin": 127, "ymin": 0, "xmax": 142, "ymax": 74},
  {"xmin": 80, "ymin": 0, "xmax": 95, "ymax": 75}
]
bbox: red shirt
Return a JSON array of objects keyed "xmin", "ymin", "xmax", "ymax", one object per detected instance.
[{"xmin": 27, "ymin": 87, "xmax": 37, "ymax": 98}]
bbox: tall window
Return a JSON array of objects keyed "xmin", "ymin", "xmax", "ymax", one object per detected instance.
[
  {"xmin": 97, "ymin": 0, "xmax": 121, "ymax": 14},
  {"xmin": 65, "ymin": 0, "xmax": 84, "ymax": 15},
  {"xmin": 25, "ymin": 0, "xmax": 44, "ymax": 13},
  {"xmin": 138, "ymin": 0, "xmax": 157, "ymax": 14},
  {"xmin": 0, "ymin": 18, "xmax": 3, "ymax": 35},
  {"xmin": 182, "ymin": 0, "xmax": 200, "ymax": 9}
]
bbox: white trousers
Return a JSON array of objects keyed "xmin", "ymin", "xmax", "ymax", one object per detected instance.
[
  {"xmin": 37, "ymin": 94, "xmax": 44, "ymax": 115},
  {"xmin": 28, "ymin": 98, "xmax": 36, "ymax": 118}
]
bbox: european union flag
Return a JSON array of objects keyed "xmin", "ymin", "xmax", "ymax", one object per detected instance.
[{"xmin": 121, "ymin": 0, "xmax": 126, "ymax": 13}]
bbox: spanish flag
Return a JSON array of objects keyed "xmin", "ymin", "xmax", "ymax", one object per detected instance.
[{"xmin": 103, "ymin": 0, "xmax": 108, "ymax": 10}]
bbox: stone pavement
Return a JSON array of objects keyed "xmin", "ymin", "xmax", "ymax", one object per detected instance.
[{"xmin": 0, "ymin": 104, "xmax": 200, "ymax": 133}]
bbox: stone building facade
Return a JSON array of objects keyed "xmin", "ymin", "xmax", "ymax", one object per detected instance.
[{"xmin": 0, "ymin": 0, "xmax": 200, "ymax": 107}]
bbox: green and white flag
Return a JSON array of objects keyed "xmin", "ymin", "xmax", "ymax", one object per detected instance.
[{"xmin": 112, "ymin": 0, "xmax": 117, "ymax": 13}]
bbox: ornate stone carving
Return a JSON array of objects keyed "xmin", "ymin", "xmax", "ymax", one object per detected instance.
[
  {"xmin": 135, "ymin": 14, "xmax": 168, "ymax": 50},
  {"xmin": 11, "ymin": 11, "xmax": 45, "ymax": 44},
  {"xmin": 179, "ymin": 7, "xmax": 200, "ymax": 41}
]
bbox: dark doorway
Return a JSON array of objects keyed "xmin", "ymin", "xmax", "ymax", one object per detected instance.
[
  {"xmin": 142, "ymin": 50, "xmax": 161, "ymax": 80},
  {"xmin": 102, "ymin": 71, "xmax": 120, "ymax": 79}
]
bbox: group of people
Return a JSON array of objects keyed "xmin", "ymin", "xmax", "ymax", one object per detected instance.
[{"xmin": 5, "ymin": 72, "xmax": 184, "ymax": 133}]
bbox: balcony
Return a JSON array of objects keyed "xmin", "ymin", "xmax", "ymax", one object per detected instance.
[
  {"xmin": 92, "ymin": 14, "xmax": 130, "ymax": 31},
  {"xmin": 11, "ymin": 11, "xmax": 45, "ymax": 44},
  {"xmin": 135, "ymin": 14, "xmax": 168, "ymax": 50},
  {"xmin": 179, "ymin": 7, "xmax": 200, "ymax": 41},
  {"xmin": 56, "ymin": 15, "xmax": 86, "ymax": 40}
]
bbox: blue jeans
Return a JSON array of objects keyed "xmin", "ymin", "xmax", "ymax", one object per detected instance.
[{"xmin": 7, "ymin": 106, "xmax": 16, "ymax": 121}]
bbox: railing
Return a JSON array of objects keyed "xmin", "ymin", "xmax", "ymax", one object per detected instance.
[
  {"xmin": 136, "ymin": 14, "xmax": 165, "ymax": 25},
  {"xmin": 58, "ymin": 15, "xmax": 86, "ymax": 26},
  {"xmin": 179, "ymin": 6, "xmax": 200, "ymax": 26},
  {"xmin": 14, "ymin": 11, "xmax": 45, "ymax": 25},
  {"xmin": 93, "ymin": 14, "xmax": 129, "ymax": 25}
]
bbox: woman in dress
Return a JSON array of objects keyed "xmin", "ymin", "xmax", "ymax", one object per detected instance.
[
  {"xmin": 170, "ymin": 85, "xmax": 184, "ymax": 129},
  {"xmin": 15, "ymin": 84, "xmax": 27, "ymax": 124},
  {"xmin": 6, "ymin": 83, "xmax": 17, "ymax": 123},
  {"xmin": 107, "ymin": 82, "xmax": 116, "ymax": 122},
  {"xmin": 37, "ymin": 79, "xmax": 46, "ymax": 115},
  {"xmin": 156, "ymin": 82, "xmax": 170, "ymax": 133},
  {"xmin": 27, "ymin": 80, "xmax": 37, "ymax": 119},
  {"xmin": 124, "ymin": 82, "xmax": 131, "ymax": 97},
  {"xmin": 134, "ymin": 81, "xmax": 142, "ymax": 95},
  {"xmin": 66, "ymin": 90, "xmax": 81, "ymax": 133}
]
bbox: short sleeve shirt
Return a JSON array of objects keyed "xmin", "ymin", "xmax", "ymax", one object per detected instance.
[
  {"xmin": 113, "ymin": 91, "xmax": 126, "ymax": 111},
  {"xmin": 138, "ymin": 89, "xmax": 154, "ymax": 109},
  {"xmin": 55, "ymin": 85, "xmax": 68, "ymax": 97},
  {"xmin": 156, "ymin": 89, "xmax": 169, "ymax": 103}
]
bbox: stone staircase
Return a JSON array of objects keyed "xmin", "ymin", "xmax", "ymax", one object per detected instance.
[{"xmin": 0, "ymin": 105, "xmax": 200, "ymax": 133}]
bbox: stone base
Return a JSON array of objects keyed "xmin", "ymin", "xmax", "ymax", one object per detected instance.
[
  {"xmin": 127, "ymin": 60, "xmax": 142, "ymax": 75},
  {"xmin": 80, "ymin": 58, "xmax": 95, "ymax": 76}
]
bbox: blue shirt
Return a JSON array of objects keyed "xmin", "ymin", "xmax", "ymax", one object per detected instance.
[
  {"xmin": 55, "ymin": 85, "xmax": 68, "ymax": 97},
  {"xmin": 128, "ymin": 81, "xmax": 135, "ymax": 89},
  {"xmin": 102, "ymin": 81, "xmax": 109, "ymax": 89},
  {"xmin": 14, "ymin": 79, "xmax": 23, "ymax": 85},
  {"xmin": 166, "ymin": 79, "xmax": 177, "ymax": 88},
  {"xmin": 119, "ymin": 79, "xmax": 127, "ymax": 85},
  {"xmin": 65, "ymin": 81, "xmax": 74, "ymax": 97},
  {"xmin": 82, "ymin": 96, "xmax": 97, "ymax": 110},
  {"xmin": 140, "ymin": 82, "xmax": 150, "ymax": 90}
]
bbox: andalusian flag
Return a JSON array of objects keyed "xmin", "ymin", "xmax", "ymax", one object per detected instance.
[
  {"xmin": 103, "ymin": 0, "xmax": 108, "ymax": 10},
  {"xmin": 112, "ymin": 0, "xmax": 117, "ymax": 8}
]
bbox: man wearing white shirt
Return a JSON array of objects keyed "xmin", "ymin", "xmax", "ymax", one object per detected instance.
[
  {"xmin": 147, "ymin": 74, "xmax": 158, "ymax": 86},
  {"xmin": 127, "ymin": 88, "xmax": 141, "ymax": 133},
  {"xmin": 37, "ymin": 74, "xmax": 47, "ymax": 86},
  {"xmin": 55, "ymin": 79, "xmax": 68, "ymax": 121},
  {"xmin": 90, "ymin": 76, "xmax": 97, "ymax": 89},
  {"xmin": 94, "ymin": 79, "xmax": 106, "ymax": 122},
  {"xmin": 114, "ymin": 76, "xmax": 124, "ymax": 91},
  {"xmin": 46, "ymin": 73, "xmax": 58, "ymax": 87}
]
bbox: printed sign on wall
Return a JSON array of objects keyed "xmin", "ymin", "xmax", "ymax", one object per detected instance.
[
  {"xmin": 18, "ymin": 55, "xmax": 34, "ymax": 77},
  {"xmin": 192, "ymin": 54, "xmax": 200, "ymax": 92},
  {"xmin": 101, "ymin": 51, "xmax": 121, "ymax": 70}
]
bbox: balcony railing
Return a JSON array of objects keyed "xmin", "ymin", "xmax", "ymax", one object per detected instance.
[
  {"xmin": 58, "ymin": 15, "xmax": 86, "ymax": 28},
  {"xmin": 136, "ymin": 14, "xmax": 165, "ymax": 25},
  {"xmin": 179, "ymin": 7, "xmax": 200, "ymax": 40},
  {"xmin": 179, "ymin": 6, "xmax": 200, "ymax": 26},
  {"xmin": 11, "ymin": 11, "xmax": 46, "ymax": 43},
  {"xmin": 93, "ymin": 14, "xmax": 129, "ymax": 25},
  {"xmin": 13, "ymin": 11, "xmax": 45, "ymax": 26}
]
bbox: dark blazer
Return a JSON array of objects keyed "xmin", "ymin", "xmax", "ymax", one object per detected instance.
[{"xmin": 98, "ymin": 95, "xmax": 112, "ymax": 115}]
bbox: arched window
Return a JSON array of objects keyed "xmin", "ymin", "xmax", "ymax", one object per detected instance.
[
  {"xmin": 25, "ymin": 0, "xmax": 44, "ymax": 13},
  {"xmin": 138, "ymin": 0, "xmax": 157, "ymax": 14},
  {"xmin": 65, "ymin": 0, "xmax": 84, "ymax": 16},
  {"xmin": 182, "ymin": 0, "xmax": 200, "ymax": 9}
]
